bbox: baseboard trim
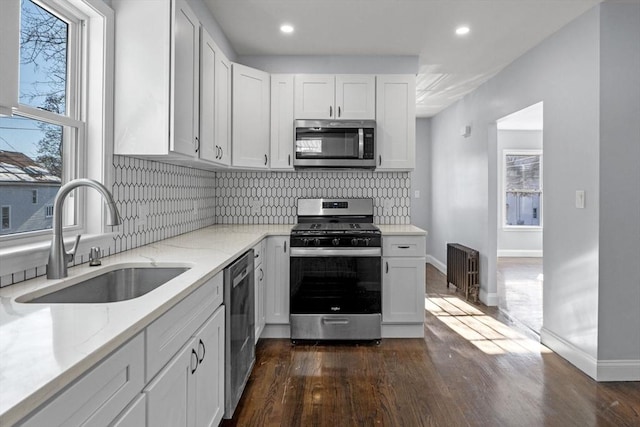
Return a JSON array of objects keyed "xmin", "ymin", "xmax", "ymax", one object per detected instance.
[
  {"xmin": 382, "ymin": 323, "xmax": 424, "ymax": 338},
  {"xmin": 497, "ymin": 250, "xmax": 543, "ymax": 258},
  {"xmin": 540, "ymin": 327, "xmax": 598, "ymax": 380},
  {"xmin": 261, "ymin": 324, "xmax": 290, "ymax": 339},
  {"xmin": 479, "ymin": 289, "xmax": 498, "ymax": 306},
  {"xmin": 597, "ymin": 359, "xmax": 640, "ymax": 381},
  {"xmin": 426, "ymin": 255, "xmax": 446, "ymax": 274}
]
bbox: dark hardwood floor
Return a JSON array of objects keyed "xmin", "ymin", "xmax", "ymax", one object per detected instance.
[{"xmin": 222, "ymin": 264, "xmax": 640, "ymax": 427}]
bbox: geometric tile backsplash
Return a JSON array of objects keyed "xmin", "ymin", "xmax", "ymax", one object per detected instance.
[
  {"xmin": 216, "ymin": 170, "xmax": 411, "ymax": 225},
  {"xmin": 2, "ymin": 157, "xmax": 411, "ymax": 286},
  {"xmin": 111, "ymin": 155, "xmax": 217, "ymax": 254}
]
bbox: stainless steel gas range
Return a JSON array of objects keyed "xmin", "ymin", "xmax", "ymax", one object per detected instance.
[{"xmin": 289, "ymin": 198, "xmax": 382, "ymax": 342}]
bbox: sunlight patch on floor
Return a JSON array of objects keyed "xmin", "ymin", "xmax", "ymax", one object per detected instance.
[{"xmin": 426, "ymin": 296, "xmax": 551, "ymax": 355}]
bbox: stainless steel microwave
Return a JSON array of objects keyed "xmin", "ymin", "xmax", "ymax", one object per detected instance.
[{"xmin": 294, "ymin": 120, "xmax": 376, "ymax": 169}]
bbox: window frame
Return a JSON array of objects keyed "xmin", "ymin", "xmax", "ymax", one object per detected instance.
[
  {"xmin": 0, "ymin": 0, "xmax": 115, "ymax": 276},
  {"xmin": 502, "ymin": 149, "xmax": 543, "ymax": 230},
  {"xmin": 1, "ymin": 206, "xmax": 11, "ymax": 230}
]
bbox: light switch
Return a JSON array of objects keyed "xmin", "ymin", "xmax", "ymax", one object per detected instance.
[{"xmin": 575, "ymin": 190, "xmax": 585, "ymax": 209}]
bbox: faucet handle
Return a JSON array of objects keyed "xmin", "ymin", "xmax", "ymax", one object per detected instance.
[{"xmin": 67, "ymin": 234, "xmax": 82, "ymax": 264}]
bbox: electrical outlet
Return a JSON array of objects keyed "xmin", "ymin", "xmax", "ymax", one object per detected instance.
[
  {"xmin": 575, "ymin": 190, "xmax": 585, "ymax": 209},
  {"xmin": 383, "ymin": 199, "xmax": 393, "ymax": 215},
  {"xmin": 137, "ymin": 204, "xmax": 149, "ymax": 229}
]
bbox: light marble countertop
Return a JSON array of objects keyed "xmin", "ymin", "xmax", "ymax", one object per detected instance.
[{"xmin": 0, "ymin": 223, "xmax": 426, "ymax": 425}]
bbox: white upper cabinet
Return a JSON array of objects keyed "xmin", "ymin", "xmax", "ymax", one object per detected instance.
[
  {"xmin": 376, "ymin": 75, "xmax": 416, "ymax": 170},
  {"xmin": 270, "ymin": 74, "xmax": 295, "ymax": 170},
  {"xmin": 294, "ymin": 75, "xmax": 335, "ymax": 119},
  {"xmin": 294, "ymin": 75, "xmax": 375, "ymax": 120},
  {"xmin": 232, "ymin": 63, "xmax": 271, "ymax": 169},
  {"xmin": 113, "ymin": 0, "xmax": 200, "ymax": 160},
  {"xmin": 200, "ymin": 28, "xmax": 231, "ymax": 166},
  {"xmin": 335, "ymin": 75, "xmax": 376, "ymax": 119}
]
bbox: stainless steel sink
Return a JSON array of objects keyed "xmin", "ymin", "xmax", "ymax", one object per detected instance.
[{"xmin": 22, "ymin": 267, "xmax": 190, "ymax": 304}]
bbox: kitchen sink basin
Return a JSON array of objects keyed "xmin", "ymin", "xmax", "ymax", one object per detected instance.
[{"xmin": 21, "ymin": 267, "xmax": 190, "ymax": 304}]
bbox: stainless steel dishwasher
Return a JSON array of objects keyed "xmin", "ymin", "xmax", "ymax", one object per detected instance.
[{"xmin": 223, "ymin": 249, "xmax": 255, "ymax": 419}]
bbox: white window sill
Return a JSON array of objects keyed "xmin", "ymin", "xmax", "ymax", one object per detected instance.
[
  {"xmin": 502, "ymin": 226, "xmax": 543, "ymax": 232},
  {"xmin": 0, "ymin": 233, "xmax": 116, "ymax": 279}
]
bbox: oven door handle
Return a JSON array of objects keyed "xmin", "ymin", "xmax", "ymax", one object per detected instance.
[
  {"xmin": 290, "ymin": 247, "xmax": 381, "ymax": 257},
  {"xmin": 358, "ymin": 128, "xmax": 364, "ymax": 159}
]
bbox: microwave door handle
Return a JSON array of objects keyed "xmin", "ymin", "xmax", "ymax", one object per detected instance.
[{"xmin": 358, "ymin": 128, "xmax": 364, "ymax": 159}]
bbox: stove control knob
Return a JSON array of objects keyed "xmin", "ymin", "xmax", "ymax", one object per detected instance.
[
  {"xmin": 351, "ymin": 238, "xmax": 359, "ymax": 246},
  {"xmin": 303, "ymin": 238, "xmax": 310, "ymax": 246},
  {"xmin": 364, "ymin": 238, "xmax": 371, "ymax": 246},
  {"xmin": 332, "ymin": 238, "xmax": 340, "ymax": 246},
  {"xmin": 314, "ymin": 238, "xmax": 321, "ymax": 246}
]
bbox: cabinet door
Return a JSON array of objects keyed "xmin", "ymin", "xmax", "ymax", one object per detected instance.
[
  {"xmin": 265, "ymin": 236, "xmax": 290, "ymax": 324},
  {"xmin": 376, "ymin": 75, "xmax": 416, "ymax": 170},
  {"xmin": 232, "ymin": 63, "xmax": 270, "ymax": 168},
  {"xmin": 171, "ymin": 0, "xmax": 199, "ymax": 157},
  {"xmin": 199, "ymin": 28, "xmax": 217, "ymax": 163},
  {"xmin": 145, "ymin": 337, "xmax": 197, "ymax": 427},
  {"xmin": 216, "ymin": 53, "xmax": 232, "ymax": 165},
  {"xmin": 336, "ymin": 75, "xmax": 375, "ymax": 119},
  {"xmin": 193, "ymin": 306, "xmax": 225, "ymax": 427},
  {"xmin": 382, "ymin": 257, "xmax": 425, "ymax": 323},
  {"xmin": 270, "ymin": 74, "xmax": 295, "ymax": 169},
  {"xmin": 294, "ymin": 75, "xmax": 335, "ymax": 119}
]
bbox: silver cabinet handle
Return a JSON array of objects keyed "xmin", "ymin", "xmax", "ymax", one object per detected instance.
[
  {"xmin": 338, "ymin": 106, "xmax": 341, "ymax": 117},
  {"xmin": 379, "ymin": 155, "xmax": 382, "ymax": 166},
  {"xmin": 195, "ymin": 136, "xmax": 200, "ymax": 153},
  {"xmin": 385, "ymin": 262, "xmax": 389, "ymax": 273},
  {"xmin": 264, "ymin": 154, "xmax": 268, "ymax": 165},
  {"xmin": 198, "ymin": 339, "xmax": 205, "ymax": 363},
  {"xmin": 398, "ymin": 245, "xmax": 410, "ymax": 249},
  {"xmin": 288, "ymin": 154, "xmax": 291, "ymax": 166},
  {"xmin": 329, "ymin": 105, "xmax": 333, "ymax": 117},
  {"xmin": 220, "ymin": 146, "xmax": 224, "ymax": 159},
  {"xmin": 284, "ymin": 240, "xmax": 287, "ymax": 253},
  {"xmin": 190, "ymin": 348, "xmax": 198, "ymax": 374}
]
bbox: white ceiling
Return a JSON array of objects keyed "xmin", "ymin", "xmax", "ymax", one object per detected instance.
[{"xmin": 203, "ymin": 0, "xmax": 602, "ymax": 117}]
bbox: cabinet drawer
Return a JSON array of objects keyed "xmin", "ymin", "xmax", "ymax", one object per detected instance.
[
  {"xmin": 145, "ymin": 272, "xmax": 223, "ymax": 382},
  {"xmin": 383, "ymin": 236, "xmax": 426, "ymax": 257},
  {"xmin": 20, "ymin": 334, "xmax": 144, "ymax": 427}
]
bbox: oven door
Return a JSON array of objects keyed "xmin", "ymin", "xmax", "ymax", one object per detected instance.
[{"xmin": 289, "ymin": 247, "xmax": 382, "ymax": 340}]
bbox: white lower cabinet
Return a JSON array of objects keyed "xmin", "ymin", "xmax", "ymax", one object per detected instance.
[
  {"xmin": 382, "ymin": 235, "xmax": 426, "ymax": 324},
  {"xmin": 111, "ymin": 394, "xmax": 146, "ymax": 427},
  {"xmin": 19, "ymin": 334, "xmax": 145, "ymax": 427},
  {"xmin": 265, "ymin": 236, "xmax": 290, "ymax": 325},
  {"xmin": 145, "ymin": 305, "xmax": 225, "ymax": 427}
]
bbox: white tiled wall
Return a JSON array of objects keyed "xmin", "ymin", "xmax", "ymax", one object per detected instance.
[
  {"xmin": 111, "ymin": 156, "xmax": 217, "ymax": 253},
  {"xmin": 2, "ymin": 162, "xmax": 411, "ymax": 286},
  {"xmin": 216, "ymin": 170, "xmax": 411, "ymax": 224}
]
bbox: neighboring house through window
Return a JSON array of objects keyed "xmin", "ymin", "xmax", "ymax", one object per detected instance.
[{"xmin": 503, "ymin": 150, "xmax": 543, "ymax": 228}]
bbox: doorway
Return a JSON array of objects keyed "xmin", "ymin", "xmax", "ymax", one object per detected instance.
[{"xmin": 495, "ymin": 102, "xmax": 543, "ymax": 334}]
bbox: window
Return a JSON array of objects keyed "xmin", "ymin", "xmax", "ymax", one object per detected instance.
[
  {"xmin": 0, "ymin": 0, "xmax": 113, "ymax": 248},
  {"xmin": 45, "ymin": 204, "xmax": 54, "ymax": 218},
  {"xmin": 1, "ymin": 207, "xmax": 11, "ymax": 230},
  {"xmin": 0, "ymin": 0, "xmax": 113, "ymax": 276},
  {"xmin": 503, "ymin": 151, "xmax": 542, "ymax": 227}
]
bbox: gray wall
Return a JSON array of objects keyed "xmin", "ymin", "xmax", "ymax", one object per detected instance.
[
  {"xmin": 597, "ymin": 2, "xmax": 640, "ymax": 364},
  {"xmin": 410, "ymin": 118, "xmax": 430, "ymax": 239},
  {"xmin": 426, "ymin": 1, "xmax": 640, "ymax": 378},
  {"xmin": 428, "ymin": 6, "xmax": 600, "ymax": 358},
  {"xmin": 237, "ymin": 55, "xmax": 419, "ymax": 74},
  {"xmin": 496, "ymin": 130, "xmax": 543, "ymax": 256}
]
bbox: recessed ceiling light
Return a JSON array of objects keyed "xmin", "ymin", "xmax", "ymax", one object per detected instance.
[
  {"xmin": 280, "ymin": 24, "xmax": 294, "ymax": 34},
  {"xmin": 455, "ymin": 26, "xmax": 470, "ymax": 36}
]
